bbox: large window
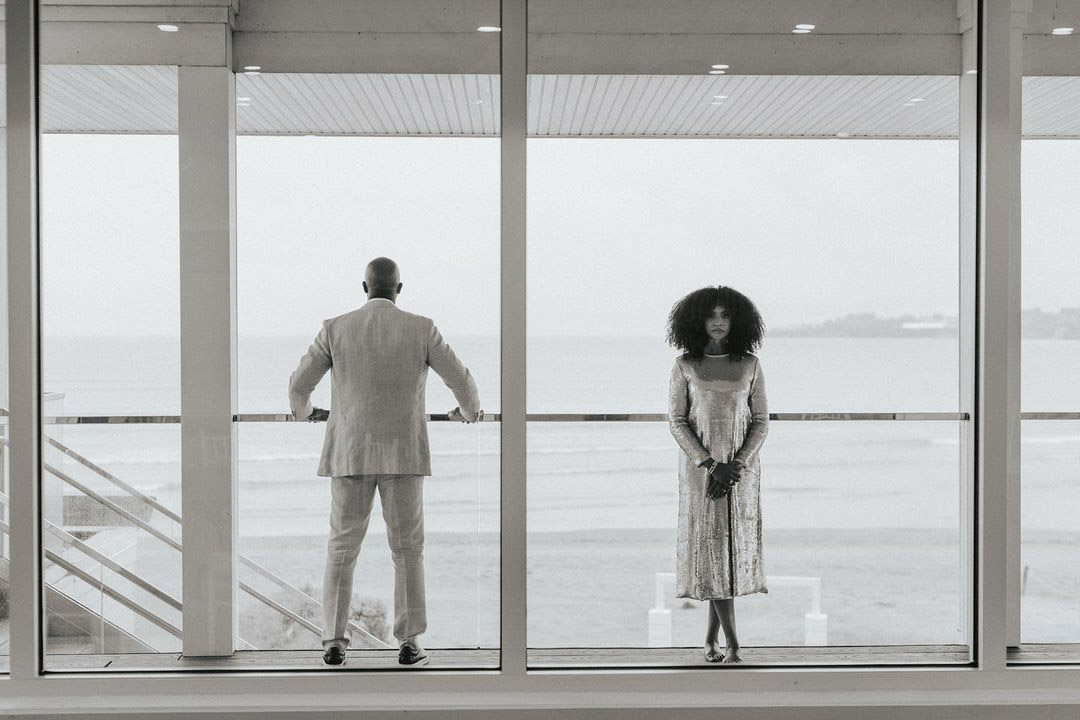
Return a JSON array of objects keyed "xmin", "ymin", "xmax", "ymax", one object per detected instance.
[
  {"xmin": 525, "ymin": 0, "xmax": 968, "ymax": 663},
  {"xmin": 236, "ymin": 133, "xmax": 501, "ymax": 657}
]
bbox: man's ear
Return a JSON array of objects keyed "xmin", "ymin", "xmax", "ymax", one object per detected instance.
[
  {"xmin": 397, "ymin": 282, "xmax": 403, "ymax": 294},
  {"xmin": 362, "ymin": 281, "xmax": 368, "ymax": 293}
]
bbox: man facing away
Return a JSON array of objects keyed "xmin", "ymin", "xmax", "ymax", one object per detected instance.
[{"xmin": 288, "ymin": 257, "xmax": 482, "ymax": 667}]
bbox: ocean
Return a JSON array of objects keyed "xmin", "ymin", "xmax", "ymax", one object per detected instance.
[{"xmin": 33, "ymin": 334, "xmax": 1080, "ymax": 650}]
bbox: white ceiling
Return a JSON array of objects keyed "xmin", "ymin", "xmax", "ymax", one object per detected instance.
[{"xmin": 20, "ymin": 65, "xmax": 1080, "ymax": 138}]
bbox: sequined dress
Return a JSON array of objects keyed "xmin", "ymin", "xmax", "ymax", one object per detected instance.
[{"xmin": 668, "ymin": 352, "xmax": 769, "ymax": 600}]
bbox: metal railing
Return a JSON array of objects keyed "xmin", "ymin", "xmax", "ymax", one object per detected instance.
[
  {"xmin": 0, "ymin": 510, "xmax": 182, "ymax": 642},
  {"xmin": 23, "ymin": 411, "xmax": 1080, "ymax": 423}
]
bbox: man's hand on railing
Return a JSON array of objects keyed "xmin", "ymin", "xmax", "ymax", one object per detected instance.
[
  {"xmin": 307, "ymin": 407, "xmax": 330, "ymax": 422},
  {"xmin": 448, "ymin": 407, "xmax": 484, "ymax": 423}
]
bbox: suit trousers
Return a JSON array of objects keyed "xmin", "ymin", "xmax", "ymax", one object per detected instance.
[{"xmin": 321, "ymin": 474, "xmax": 426, "ymax": 649}]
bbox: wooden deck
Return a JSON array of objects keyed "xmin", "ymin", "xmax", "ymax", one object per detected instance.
[
  {"xmin": 42, "ymin": 649, "xmax": 500, "ymax": 672},
  {"xmin": 527, "ymin": 645, "xmax": 971, "ymax": 668},
  {"xmin": 1008, "ymin": 643, "xmax": 1080, "ymax": 665}
]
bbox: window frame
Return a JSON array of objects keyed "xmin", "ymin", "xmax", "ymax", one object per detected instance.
[{"xmin": 4, "ymin": 0, "xmax": 1074, "ymax": 713}]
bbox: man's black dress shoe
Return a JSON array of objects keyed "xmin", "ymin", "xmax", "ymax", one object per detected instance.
[
  {"xmin": 398, "ymin": 643, "xmax": 429, "ymax": 666},
  {"xmin": 322, "ymin": 646, "xmax": 346, "ymax": 666}
]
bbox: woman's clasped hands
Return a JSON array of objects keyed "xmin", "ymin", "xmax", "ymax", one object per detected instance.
[{"xmin": 705, "ymin": 458, "xmax": 745, "ymax": 499}]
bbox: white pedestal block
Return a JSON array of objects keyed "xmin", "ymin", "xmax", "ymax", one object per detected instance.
[
  {"xmin": 648, "ymin": 608, "xmax": 672, "ymax": 648},
  {"xmin": 804, "ymin": 613, "xmax": 828, "ymax": 646}
]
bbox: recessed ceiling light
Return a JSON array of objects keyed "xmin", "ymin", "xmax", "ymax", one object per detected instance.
[
  {"xmin": 711, "ymin": 64, "xmax": 730, "ymax": 70},
  {"xmin": 793, "ymin": 28, "xmax": 812, "ymax": 34},
  {"xmin": 237, "ymin": 103, "xmax": 251, "ymax": 108},
  {"xmin": 909, "ymin": 98, "xmax": 925, "ymax": 102},
  {"xmin": 902, "ymin": 102, "xmax": 915, "ymax": 107},
  {"xmin": 709, "ymin": 70, "xmax": 727, "ymax": 75},
  {"xmin": 477, "ymin": 25, "xmax": 501, "ymax": 32},
  {"xmin": 243, "ymin": 65, "xmax": 261, "ymax": 71},
  {"xmin": 965, "ymin": 69, "xmax": 978, "ymax": 74},
  {"xmin": 835, "ymin": 132, "xmax": 851, "ymax": 138},
  {"xmin": 1051, "ymin": 27, "xmax": 1074, "ymax": 35},
  {"xmin": 157, "ymin": 24, "xmax": 179, "ymax": 32},
  {"xmin": 475, "ymin": 100, "xmax": 485, "ymax": 105},
  {"xmin": 795, "ymin": 24, "xmax": 816, "ymax": 30},
  {"xmin": 713, "ymin": 95, "xmax": 729, "ymax": 99},
  {"xmin": 710, "ymin": 101, "xmax": 725, "ymax": 106},
  {"xmin": 237, "ymin": 97, "xmax": 251, "ymax": 102},
  {"xmin": 244, "ymin": 70, "xmax": 261, "ymax": 76}
]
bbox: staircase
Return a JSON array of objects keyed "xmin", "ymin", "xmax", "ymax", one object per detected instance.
[
  {"xmin": 0, "ymin": 555, "xmax": 154, "ymax": 653},
  {"xmin": 0, "ymin": 432, "xmax": 390, "ymax": 655}
]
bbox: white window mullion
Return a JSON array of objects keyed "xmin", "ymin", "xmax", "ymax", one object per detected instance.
[
  {"xmin": 1003, "ymin": 3, "xmax": 1029, "ymax": 652},
  {"xmin": 976, "ymin": 0, "xmax": 1026, "ymax": 669},
  {"xmin": 500, "ymin": 0, "xmax": 528, "ymax": 675},
  {"xmin": 6, "ymin": 0, "xmax": 43, "ymax": 682},
  {"xmin": 957, "ymin": 0, "xmax": 977, "ymax": 657}
]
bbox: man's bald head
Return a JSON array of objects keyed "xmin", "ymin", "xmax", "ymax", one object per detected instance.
[{"xmin": 363, "ymin": 257, "xmax": 403, "ymax": 300}]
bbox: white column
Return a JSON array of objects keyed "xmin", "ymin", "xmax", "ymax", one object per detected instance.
[
  {"xmin": 6, "ymin": 0, "xmax": 42, "ymax": 680},
  {"xmin": 500, "ymin": 0, "xmax": 528, "ymax": 674},
  {"xmin": 977, "ymin": 0, "xmax": 1027, "ymax": 669},
  {"xmin": 179, "ymin": 66, "xmax": 238, "ymax": 657}
]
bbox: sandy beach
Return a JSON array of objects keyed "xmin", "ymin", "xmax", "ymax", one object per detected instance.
[{"xmin": 237, "ymin": 527, "xmax": 977, "ymax": 650}]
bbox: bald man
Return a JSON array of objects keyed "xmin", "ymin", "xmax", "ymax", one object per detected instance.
[{"xmin": 288, "ymin": 257, "xmax": 482, "ymax": 667}]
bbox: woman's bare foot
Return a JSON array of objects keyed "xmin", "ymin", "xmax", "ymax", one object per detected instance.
[
  {"xmin": 720, "ymin": 643, "xmax": 742, "ymax": 664},
  {"xmin": 704, "ymin": 640, "xmax": 723, "ymax": 663}
]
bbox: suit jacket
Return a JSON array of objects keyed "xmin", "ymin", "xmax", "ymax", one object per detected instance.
[{"xmin": 288, "ymin": 298, "xmax": 480, "ymax": 477}]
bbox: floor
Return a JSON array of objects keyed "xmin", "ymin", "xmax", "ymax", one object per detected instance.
[{"xmin": 0, "ymin": 644, "xmax": 1073, "ymax": 673}]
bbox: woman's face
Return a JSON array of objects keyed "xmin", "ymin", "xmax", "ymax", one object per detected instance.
[{"xmin": 705, "ymin": 305, "xmax": 731, "ymax": 343}]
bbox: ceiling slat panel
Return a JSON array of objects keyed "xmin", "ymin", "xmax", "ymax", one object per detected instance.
[{"xmin": 18, "ymin": 66, "xmax": 1080, "ymax": 138}]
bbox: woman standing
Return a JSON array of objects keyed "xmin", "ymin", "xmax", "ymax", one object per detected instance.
[{"xmin": 667, "ymin": 286, "xmax": 769, "ymax": 664}]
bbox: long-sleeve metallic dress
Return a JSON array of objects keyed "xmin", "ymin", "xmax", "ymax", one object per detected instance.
[{"xmin": 669, "ymin": 352, "xmax": 769, "ymax": 600}]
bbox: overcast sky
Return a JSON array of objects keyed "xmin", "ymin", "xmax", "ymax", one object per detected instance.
[{"xmin": 39, "ymin": 134, "xmax": 1079, "ymax": 339}]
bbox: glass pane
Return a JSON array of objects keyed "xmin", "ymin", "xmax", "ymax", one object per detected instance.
[
  {"xmin": 40, "ymin": 80, "xmax": 181, "ymax": 666},
  {"xmin": 526, "ymin": 0, "xmax": 967, "ymax": 664},
  {"xmin": 1020, "ymin": 6, "xmax": 1080, "ymax": 645},
  {"xmin": 238, "ymin": 422, "xmax": 499, "ymax": 652},
  {"xmin": 236, "ymin": 5, "xmax": 502, "ymax": 665},
  {"xmin": 1021, "ymin": 420, "xmax": 1080, "ymax": 643},
  {"xmin": 528, "ymin": 421, "xmax": 963, "ymax": 649}
]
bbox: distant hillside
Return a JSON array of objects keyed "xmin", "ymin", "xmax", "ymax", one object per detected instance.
[
  {"xmin": 771, "ymin": 308, "xmax": 1080, "ymax": 338},
  {"xmin": 1020, "ymin": 307, "xmax": 1080, "ymax": 339}
]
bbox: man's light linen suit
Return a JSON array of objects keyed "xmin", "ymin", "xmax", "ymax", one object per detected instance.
[{"xmin": 288, "ymin": 297, "xmax": 480, "ymax": 649}]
